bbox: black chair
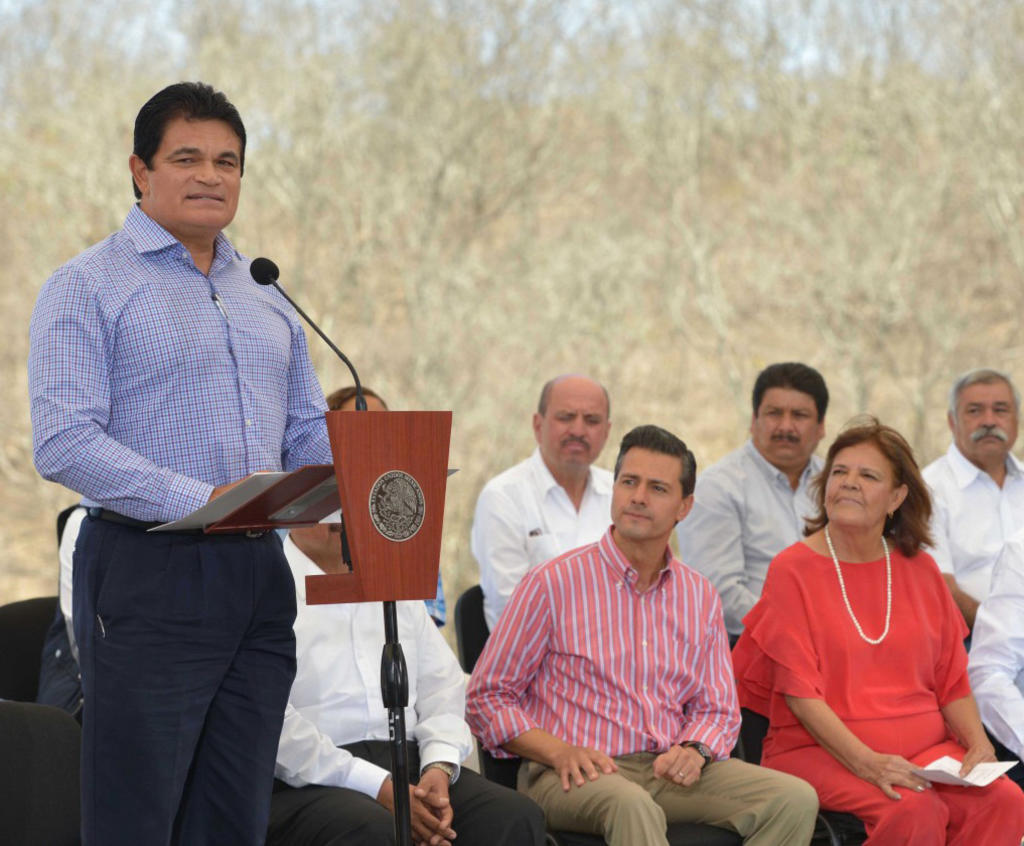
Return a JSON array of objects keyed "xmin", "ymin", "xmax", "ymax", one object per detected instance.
[
  {"xmin": 454, "ymin": 586, "xmax": 742, "ymax": 846},
  {"xmin": 738, "ymin": 708, "xmax": 866, "ymax": 845},
  {"xmin": 0, "ymin": 701, "xmax": 81, "ymax": 846},
  {"xmin": 0, "ymin": 596, "xmax": 60, "ymax": 702},
  {"xmin": 454, "ymin": 584, "xmax": 490, "ymax": 673},
  {"xmin": 0, "ymin": 590, "xmax": 81, "ymax": 844},
  {"xmin": 56, "ymin": 503, "xmax": 80, "ymax": 546}
]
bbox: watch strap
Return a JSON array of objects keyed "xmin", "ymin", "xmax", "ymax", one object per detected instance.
[
  {"xmin": 422, "ymin": 761, "xmax": 457, "ymax": 782},
  {"xmin": 679, "ymin": 741, "xmax": 713, "ymax": 768}
]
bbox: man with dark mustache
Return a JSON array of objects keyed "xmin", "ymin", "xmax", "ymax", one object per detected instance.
[
  {"xmin": 676, "ymin": 362, "xmax": 828, "ymax": 639},
  {"xmin": 923, "ymin": 368, "xmax": 1024, "ymax": 629},
  {"xmin": 472, "ymin": 374, "xmax": 612, "ymax": 630}
]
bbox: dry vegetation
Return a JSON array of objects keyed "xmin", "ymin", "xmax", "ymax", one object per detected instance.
[{"xmin": 3, "ymin": 0, "xmax": 1024, "ymax": 645}]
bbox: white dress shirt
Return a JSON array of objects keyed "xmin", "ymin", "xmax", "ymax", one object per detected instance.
[
  {"xmin": 471, "ymin": 447, "xmax": 613, "ymax": 630},
  {"xmin": 923, "ymin": 442, "xmax": 1024, "ymax": 603},
  {"xmin": 675, "ymin": 440, "xmax": 822, "ymax": 636},
  {"xmin": 969, "ymin": 534, "xmax": 1024, "ymax": 760},
  {"xmin": 275, "ymin": 536, "xmax": 472, "ymax": 798},
  {"xmin": 58, "ymin": 506, "xmax": 87, "ymax": 661}
]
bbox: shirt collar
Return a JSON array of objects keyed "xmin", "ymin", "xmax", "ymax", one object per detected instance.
[
  {"xmin": 946, "ymin": 441, "xmax": 1024, "ymax": 489},
  {"xmin": 123, "ymin": 204, "xmax": 241, "ymax": 270},
  {"xmin": 742, "ymin": 438, "xmax": 820, "ymax": 488},
  {"xmin": 529, "ymin": 446, "xmax": 611, "ymax": 498},
  {"xmin": 597, "ymin": 526, "xmax": 675, "ymax": 588}
]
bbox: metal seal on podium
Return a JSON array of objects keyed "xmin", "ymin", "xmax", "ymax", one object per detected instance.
[{"xmin": 368, "ymin": 470, "xmax": 426, "ymax": 541}]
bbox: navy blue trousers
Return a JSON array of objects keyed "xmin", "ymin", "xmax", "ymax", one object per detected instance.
[
  {"xmin": 73, "ymin": 516, "xmax": 297, "ymax": 846},
  {"xmin": 36, "ymin": 603, "xmax": 84, "ymax": 718}
]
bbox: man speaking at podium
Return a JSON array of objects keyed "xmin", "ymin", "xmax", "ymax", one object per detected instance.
[{"xmin": 28, "ymin": 82, "xmax": 332, "ymax": 845}]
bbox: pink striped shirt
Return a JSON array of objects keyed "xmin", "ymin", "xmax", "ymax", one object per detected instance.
[{"xmin": 466, "ymin": 528, "xmax": 739, "ymax": 760}]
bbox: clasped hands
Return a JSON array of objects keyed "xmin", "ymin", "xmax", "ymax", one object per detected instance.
[
  {"xmin": 377, "ymin": 768, "xmax": 456, "ymax": 846},
  {"xmin": 548, "ymin": 742, "xmax": 706, "ymax": 792}
]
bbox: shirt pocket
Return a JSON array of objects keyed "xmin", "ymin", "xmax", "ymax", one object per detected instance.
[{"xmin": 526, "ymin": 533, "xmax": 560, "ymax": 569}]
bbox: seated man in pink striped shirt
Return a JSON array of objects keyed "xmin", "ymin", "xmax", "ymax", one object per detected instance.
[{"xmin": 467, "ymin": 425, "xmax": 818, "ymax": 845}]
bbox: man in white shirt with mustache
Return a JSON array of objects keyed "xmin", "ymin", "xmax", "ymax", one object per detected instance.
[
  {"xmin": 924, "ymin": 368, "xmax": 1024, "ymax": 629},
  {"xmin": 472, "ymin": 374, "xmax": 613, "ymax": 631}
]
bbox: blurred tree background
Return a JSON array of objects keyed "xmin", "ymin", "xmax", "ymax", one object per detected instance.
[{"xmin": 4, "ymin": 0, "xmax": 1024, "ymax": 644}]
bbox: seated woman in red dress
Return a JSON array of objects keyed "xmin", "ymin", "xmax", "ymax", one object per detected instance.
[{"xmin": 733, "ymin": 418, "xmax": 1024, "ymax": 845}]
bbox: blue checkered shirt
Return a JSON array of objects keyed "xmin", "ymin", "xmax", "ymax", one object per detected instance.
[{"xmin": 29, "ymin": 205, "xmax": 332, "ymax": 522}]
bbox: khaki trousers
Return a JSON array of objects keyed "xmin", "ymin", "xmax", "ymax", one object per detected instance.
[{"xmin": 519, "ymin": 752, "xmax": 818, "ymax": 846}]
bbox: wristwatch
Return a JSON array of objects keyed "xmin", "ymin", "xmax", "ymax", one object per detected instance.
[
  {"xmin": 422, "ymin": 761, "xmax": 456, "ymax": 783},
  {"xmin": 680, "ymin": 741, "xmax": 713, "ymax": 769}
]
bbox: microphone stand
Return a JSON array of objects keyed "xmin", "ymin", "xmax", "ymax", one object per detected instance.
[
  {"xmin": 260, "ymin": 276, "xmax": 368, "ymax": 412},
  {"xmin": 381, "ymin": 602, "xmax": 412, "ymax": 846},
  {"xmin": 253, "ymin": 264, "xmax": 413, "ymax": 844}
]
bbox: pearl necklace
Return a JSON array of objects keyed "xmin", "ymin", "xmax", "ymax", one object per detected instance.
[{"xmin": 824, "ymin": 526, "xmax": 892, "ymax": 645}]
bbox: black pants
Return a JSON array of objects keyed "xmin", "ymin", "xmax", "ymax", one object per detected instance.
[
  {"xmin": 36, "ymin": 604, "xmax": 83, "ymax": 719},
  {"xmin": 988, "ymin": 729, "xmax": 1024, "ymax": 790},
  {"xmin": 266, "ymin": 740, "xmax": 546, "ymax": 846},
  {"xmin": 74, "ymin": 516, "xmax": 297, "ymax": 845}
]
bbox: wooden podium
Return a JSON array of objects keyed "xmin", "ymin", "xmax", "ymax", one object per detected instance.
[
  {"xmin": 305, "ymin": 410, "xmax": 452, "ymax": 606},
  {"xmin": 317, "ymin": 409, "xmax": 452, "ymax": 846},
  {"xmin": 196, "ymin": 410, "xmax": 452, "ymax": 602},
  {"xmin": 194, "ymin": 408, "xmax": 452, "ymax": 846}
]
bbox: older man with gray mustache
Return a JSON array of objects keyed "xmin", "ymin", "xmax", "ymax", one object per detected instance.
[{"xmin": 923, "ymin": 368, "xmax": 1024, "ymax": 629}]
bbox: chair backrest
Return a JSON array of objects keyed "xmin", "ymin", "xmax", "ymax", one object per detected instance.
[
  {"xmin": 0, "ymin": 597, "xmax": 60, "ymax": 701},
  {"xmin": 454, "ymin": 584, "xmax": 490, "ymax": 673},
  {"xmin": 0, "ymin": 702, "xmax": 81, "ymax": 846},
  {"xmin": 738, "ymin": 707, "xmax": 769, "ymax": 765},
  {"xmin": 454, "ymin": 586, "xmax": 527, "ymax": 789},
  {"xmin": 738, "ymin": 707, "xmax": 864, "ymax": 844},
  {"xmin": 56, "ymin": 504, "xmax": 79, "ymax": 546},
  {"xmin": 479, "ymin": 746, "xmax": 523, "ymax": 788}
]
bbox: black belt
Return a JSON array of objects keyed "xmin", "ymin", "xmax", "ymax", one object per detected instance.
[{"xmin": 86, "ymin": 508, "xmax": 269, "ymax": 538}]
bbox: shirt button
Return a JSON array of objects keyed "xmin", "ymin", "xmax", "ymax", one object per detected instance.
[
  {"xmin": 246, "ymin": 419, "xmax": 253, "ymax": 427},
  {"xmin": 641, "ymin": 640, "xmax": 648, "ymax": 646}
]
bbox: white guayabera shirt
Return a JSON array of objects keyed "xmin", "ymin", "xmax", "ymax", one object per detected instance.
[
  {"xmin": 969, "ymin": 535, "xmax": 1024, "ymax": 762},
  {"xmin": 275, "ymin": 536, "xmax": 471, "ymax": 798},
  {"xmin": 923, "ymin": 442, "xmax": 1024, "ymax": 604},
  {"xmin": 471, "ymin": 448, "xmax": 613, "ymax": 631}
]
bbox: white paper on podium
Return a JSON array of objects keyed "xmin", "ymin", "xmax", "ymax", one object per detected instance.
[
  {"xmin": 911, "ymin": 756, "xmax": 1015, "ymax": 787},
  {"xmin": 151, "ymin": 472, "xmax": 288, "ymax": 532},
  {"xmin": 152, "ymin": 467, "xmax": 458, "ymax": 532}
]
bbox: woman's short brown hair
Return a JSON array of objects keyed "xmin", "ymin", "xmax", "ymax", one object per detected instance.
[
  {"xmin": 805, "ymin": 417, "xmax": 933, "ymax": 557},
  {"xmin": 325, "ymin": 385, "xmax": 387, "ymax": 411}
]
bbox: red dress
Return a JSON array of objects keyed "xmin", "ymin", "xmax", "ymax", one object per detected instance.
[{"xmin": 733, "ymin": 541, "xmax": 1024, "ymax": 845}]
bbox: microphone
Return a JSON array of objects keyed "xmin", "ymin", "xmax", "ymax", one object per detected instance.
[{"xmin": 250, "ymin": 257, "xmax": 367, "ymax": 411}]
